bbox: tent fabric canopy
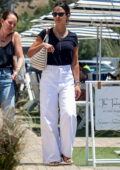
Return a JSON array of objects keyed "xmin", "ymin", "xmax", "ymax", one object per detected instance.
[
  {"xmin": 21, "ymin": 24, "xmax": 120, "ymax": 47},
  {"xmin": 21, "ymin": 25, "xmax": 120, "ymax": 39},
  {"xmin": 71, "ymin": 0, "xmax": 120, "ymax": 15},
  {"xmin": 31, "ymin": 0, "xmax": 120, "ymax": 27}
]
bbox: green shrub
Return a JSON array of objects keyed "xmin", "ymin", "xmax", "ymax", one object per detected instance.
[{"xmin": 0, "ymin": 110, "xmax": 28, "ymax": 170}]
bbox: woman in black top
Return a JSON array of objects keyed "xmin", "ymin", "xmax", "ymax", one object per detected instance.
[
  {"xmin": 0, "ymin": 11, "xmax": 24, "ymax": 114},
  {"xmin": 27, "ymin": 2, "xmax": 81, "ymax": 165}
]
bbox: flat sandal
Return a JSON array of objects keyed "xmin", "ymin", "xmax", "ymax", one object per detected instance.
[
  {"xmin": 47, "ymin": 162, "xmax": 60, "ymax": 166},
  {"xmin": 61, "ymin": 154, "xmax": 73, "ymax": 165}
]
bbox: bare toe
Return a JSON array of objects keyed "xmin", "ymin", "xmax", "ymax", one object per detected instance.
[{"xmin": 61, "ymin": 155, "xmax": 73, "ymax": 164}]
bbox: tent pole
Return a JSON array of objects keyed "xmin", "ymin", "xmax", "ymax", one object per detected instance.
[
  {"xmin": 98, "ymin": 24, "xmax": 102, "ymax": 80},
  {"xmin": 96, "ymin": 27, "xmax": 99, "ymax": 80}
]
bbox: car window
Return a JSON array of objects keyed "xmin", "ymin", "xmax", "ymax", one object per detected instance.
[
  {"xmin": 90, "ymin": 64, "xmax": 114, "ymax": 73},
  {"xmin": 80, "ymin": 60, "xmax": 114, "ymax": 68}
]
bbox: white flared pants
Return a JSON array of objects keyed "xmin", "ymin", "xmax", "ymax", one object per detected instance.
[{"xmin": 40, "ymin": 65, "xmax": 77, "ymax": 163}]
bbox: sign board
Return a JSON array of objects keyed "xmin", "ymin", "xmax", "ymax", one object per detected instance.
[{"xmin": 95, "ymin": 86, "xmax": 120, "ymax": 130}]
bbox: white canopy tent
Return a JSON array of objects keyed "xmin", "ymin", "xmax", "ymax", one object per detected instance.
[
  {"xmin": 31, "ymin": 0, "xmax": 120, "ymax": 27},
  {"xmin": 21, "ymin": 24, "xmax": 120, "ymax": 47},
  {"xmin": 70, "ymin": 0, "xmax": 120, "ymax": 15},
  {"xmin": 22, "ymin": 0, "xmax": 120, "ymax": 43}
]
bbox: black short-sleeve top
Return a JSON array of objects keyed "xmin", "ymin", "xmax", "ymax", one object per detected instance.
[{"xmin": 38, "ymin": 28, "xmax": 78, "ymax": 66}]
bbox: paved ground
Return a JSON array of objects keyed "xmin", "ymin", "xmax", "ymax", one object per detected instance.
[{"xmin": 15, "ymin": 128, "xmax": 120, "ymax": 170}]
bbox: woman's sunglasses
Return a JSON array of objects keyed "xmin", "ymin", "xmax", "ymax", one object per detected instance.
[{"xmin": 52, "ymin": 12, "xmax": 65, "ymax": 17}]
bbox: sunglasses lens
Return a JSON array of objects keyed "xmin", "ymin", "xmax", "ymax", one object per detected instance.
[
  {"xmin": 59, "ymin": 13, "xmax": 65, "ymax": 17},
  {"xmin": 52, "ymin": 12, "xmax": 65, "ymax": 17},
  {"xmin": 52, "ymin": 12, "xmax": 57, "ymax": 17}
]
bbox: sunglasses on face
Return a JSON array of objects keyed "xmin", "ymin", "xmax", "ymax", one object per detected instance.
[{"xmin": 52, "ymin": 12, "xmax": 65, "ymax": 17}]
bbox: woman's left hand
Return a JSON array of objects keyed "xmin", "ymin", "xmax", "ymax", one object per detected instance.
[
  {"xmin": 11, "ymin": 71, "xmax": 18, "ymax": 80},
  {"xmin": 75, "ymin": 85, "xmax": 81, "ymax": 100}
]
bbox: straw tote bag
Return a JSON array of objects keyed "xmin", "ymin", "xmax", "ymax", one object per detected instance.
[{"xmin": 30, "ymin": 29, "xmax": 49, "ymax": 71}]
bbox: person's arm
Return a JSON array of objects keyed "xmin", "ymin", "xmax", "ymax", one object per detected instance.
[
  {"xmin": 11, "ymin": 32, "xmax": 24, "ymax": 80},
  {"xmin": 71, "ymin": 46, "xmax": 81, "ymax": 100},
  {"xmin": 27, "ymin": 36, "xmax": 45, "ymax": 57},
  {"xmin": 27, "ymin": 35, "xmax": 55, "ymax": 58}
]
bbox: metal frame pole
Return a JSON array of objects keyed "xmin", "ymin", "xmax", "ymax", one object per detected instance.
[
  {"xmin": 89, "ymin": 82, "xmax": 96, "ymax": 167},
  {"xmin": 85, "ymin": 82, "xmax": 89, "ymax": 165}
]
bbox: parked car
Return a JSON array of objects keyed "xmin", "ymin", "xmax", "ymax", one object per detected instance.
[{"xmin": 79, "ymin": 60, "xmax": 117, "ymax": 80}]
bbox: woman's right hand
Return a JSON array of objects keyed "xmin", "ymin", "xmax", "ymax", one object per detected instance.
[
  {"xmin": 27, "ymin": 36, "xmax": 55, "ymax": 57},
  {"xmin": 43, "ymin": 42, "xmax": 55, "ymax": 53}
]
